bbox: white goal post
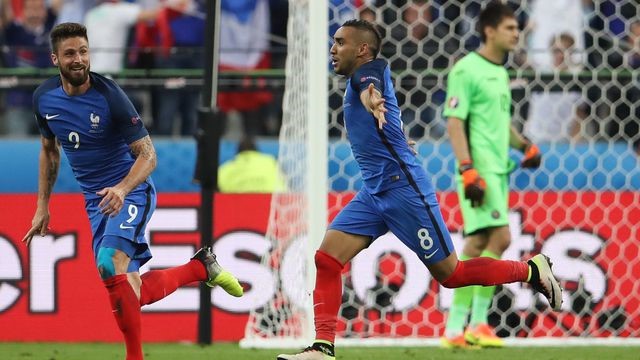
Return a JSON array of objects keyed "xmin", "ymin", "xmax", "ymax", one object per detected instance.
[{"xmin": 240, "ymin": 0, "xmax": 328, "ymax": 349}]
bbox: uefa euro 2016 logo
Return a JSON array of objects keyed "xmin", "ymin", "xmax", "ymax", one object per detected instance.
[{"xmin": 90, "ymin": 112, "xmax": 100, "ymax": 129}]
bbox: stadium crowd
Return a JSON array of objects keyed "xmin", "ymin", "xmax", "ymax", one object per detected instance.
[{"xmin": 0, "ymin": 0, "xmax": 638, "ymax": 152}]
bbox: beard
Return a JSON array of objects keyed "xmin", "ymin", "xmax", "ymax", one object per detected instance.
[{"xmin": 60, "ymin": 65, "xmax": 89, "ymax": 87}]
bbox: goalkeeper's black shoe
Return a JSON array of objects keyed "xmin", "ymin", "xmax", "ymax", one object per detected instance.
[
  {"xmin": 527, "ymin": 254, "xmax": 563, "ymax": 311},
  {"xmin": 277, "ymin": 341, "xmax": 336, "ymax": 360},
  {"xmin": 191, "ymin": 247, "xmax": 243, "ymax": 297}
]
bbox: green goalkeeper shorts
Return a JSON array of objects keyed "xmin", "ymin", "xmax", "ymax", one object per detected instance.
[{"xmin": 456, "ymin": 171, "xmax": 509, "ymax": 235}]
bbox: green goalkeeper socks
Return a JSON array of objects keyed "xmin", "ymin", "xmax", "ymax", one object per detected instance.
[
  {"xmin": 470, "ymin": 250, "xmax": 500, "ymax": 327},
  {"xmin": 444, "ymin": 254, "xmax": 473, "ymax": 338}
]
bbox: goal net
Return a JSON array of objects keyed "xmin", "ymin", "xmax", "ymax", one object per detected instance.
[
  {"xmin": 243, "ymin": 0, "xmax": 640, "ymax": 347},
  {"xmin": 240, "ymin": 0, "xmax": 328, "ymax": 348}
]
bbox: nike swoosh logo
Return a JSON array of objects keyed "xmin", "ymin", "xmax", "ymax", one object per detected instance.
[
  {"xmin": 424, "ymin": 249, "xmax": 439, "ymax": 260},
  {"xmin": 45, "ymin": 114, "xmax": 60, "ymax": 120},
  {"xmin": 119, "ymin": 224, "xmax": 134, "ymax": 229}
]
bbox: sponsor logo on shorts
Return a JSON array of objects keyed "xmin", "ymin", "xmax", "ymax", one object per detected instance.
[
  {"xmin": 119, "ymin": 223, "xmax": 134, "ymax": 230},
  {"xmin": 492, "ymin": 210, "xmax": 500, "ymax": 219}
]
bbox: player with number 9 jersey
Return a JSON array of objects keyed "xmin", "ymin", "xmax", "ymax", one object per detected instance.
[
  {"xmin": 25, "ymin": 23, "xmax": 242, "ymax": 360},
  {"xmin": 33, "ymin": 71, "xmax": 155, "ymax": 265}
]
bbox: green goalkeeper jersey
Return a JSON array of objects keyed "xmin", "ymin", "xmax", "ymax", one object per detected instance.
[{"xmin": 443, "ymin": 52, "xmax": 512, "ymax": 174}]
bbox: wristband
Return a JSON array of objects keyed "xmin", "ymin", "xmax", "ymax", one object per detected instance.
[{"xmin": 458, "ymin": 160, "xmax": 473, "ymax": 174}]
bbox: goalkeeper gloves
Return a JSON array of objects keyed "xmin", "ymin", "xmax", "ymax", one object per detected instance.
[
  {"xmin": 521, "ymin": 141, "xmax": 542, "ymax": 169},
  {"xmin": 459, "ymin": 160, "xmax": 486, "ymax": 207}
]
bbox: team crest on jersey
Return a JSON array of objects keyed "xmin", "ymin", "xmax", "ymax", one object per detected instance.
[
  {"xmin": 448, "ymin": 96, "xmax": 459, "ymax": 109},
  {"xmin": 89, "ymin": 112, "xmax": 103, "ymax": 133},
  {"xmin": 90, "ymin": 112, "xmax": 100, "ymax": 128}
]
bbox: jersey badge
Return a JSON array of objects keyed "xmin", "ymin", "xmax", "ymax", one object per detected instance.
[
  {"xmin": 89, "ymin": 112, "xmax": 104, "ymax": 134},
  {"xmin": 360, "ymin": 75, "xmax": 380, "ymax": 83},
  {"xmin": 448, "ymin": 96, "xmax": 459, "ymax": 109},
  {"xmin": 90, "ymin": 112, "xmax": 100, "ymax": 129}
]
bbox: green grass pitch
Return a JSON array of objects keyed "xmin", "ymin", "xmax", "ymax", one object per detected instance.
[{"xmin": 0, "ymin": 343, "xmax": 638, "ymax": 360}]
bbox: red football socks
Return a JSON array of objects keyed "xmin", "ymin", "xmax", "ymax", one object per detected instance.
[
  {"xmin": 442, "ymin": 257, "xmax": 529, "ymax": 288},
  {"xmin": 104, "ymin": 274, "xmax": 143, "ymax": 360},
  {"xmin": 139, "ymin": 259, "xmax": 207, "ymax": 306},
  {"xmin": 313, "ymin": 250, "xmax": 344, "ymax": 344}
]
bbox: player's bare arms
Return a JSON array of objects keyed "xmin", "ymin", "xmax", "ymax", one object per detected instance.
[
  {"xmin": 22, "ymin": 136, "xmax": 61, "ymax": 246},
  {"xmin": 97, "ymin": 135, "xmax": 157, "ymax": 216}
]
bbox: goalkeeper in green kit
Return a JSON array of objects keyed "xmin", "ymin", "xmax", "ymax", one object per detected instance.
[{"xmin": 442, "ymin": 1, "xmax": 542, "ymax": 349}]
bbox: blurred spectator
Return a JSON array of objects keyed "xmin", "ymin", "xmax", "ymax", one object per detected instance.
[
  {"xmin": 583, "ymin": 0, "xmax": 637, "ymax": 69},
  {"xmin": 262, "ymin": 0, "xmax": 287, "ymax": 140},
  {"xmin": 623, "ymin": 20, "xmax": 640, "ymax": 69},
  {"xmin": 0, "ymin": 0, "xmax": 9, "ymax": 134},
  {"xmin": 217, "ymin": 0, "xmax": 274, "ymax": 139},
  {"xmin": 525, "ymin": 33, "xmax": 587, "ymax": 143},
  {"xmin": 84, "ymin": 0, "xmax": 159, "ymax": 74},
  {"xmin": 528, "ymin": 0, "xmax": 585, "ymax": 71},
  {"xmin": 268, "ymin": 0, "xmax": 288, "ymax": 69},
  {"xmin": 403, "ymin": 0, "xmax": 430, "ymax": 41},
  {"xmin": 584, "ymin": 3, "xmax": 638, "ymax": 148},
  {"xmin": 359, "ymin": 5, "xmax": 375, "ymax": 23},
  {"xmin": 1, "ymin": 0, "xmax": 12, "ymax": 26},
  {"xmin": 1, "ymin": 0, "xmax": 56, "ymax": 136},
  {"xmin": 153, "ymin": 0, "xmax": 205, "ymax": 137},
  {"xmin": 605, "ymin": 19, "xmax": 640, "ymax": 154},
  {"xmin": 129, "ymin": 0, "xmax": 163, "ymax": 124},
  {"xmin": 0, "ymin": 0, "xmax": 8, "ymax": 64},
  {"xmin": 596, "ymin": 0, "xmax": 637, "ymax": 38},
  {"xmin": 383, "ymin": 0, "xmax": 446, "ymax": 139},
  {"xmin": 52, "ymin": 0, "xmax": 97, "ymax": 24},
  {"xmin": 218, "ymin": 137, "xmax": 285, "ymax": 193},
  {"xmin": 129, "ymin": 0, "xmax": 162, "ymax": 70}
]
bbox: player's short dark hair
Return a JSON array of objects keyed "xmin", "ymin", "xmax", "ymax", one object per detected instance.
[
  {"xmin": 341, "ymin": 19, "xmax": 382, "ymax": 58},
  {"xmin": 238, "ymin": 136, "xmax": 257, "ymax": 152},
  {"xmin": 50, "ymin": 22, "xmax": 88, "ymax": 53},
  {"xmin": 476, "ymin": 1, "xmax": 516, "ymax": 42}
]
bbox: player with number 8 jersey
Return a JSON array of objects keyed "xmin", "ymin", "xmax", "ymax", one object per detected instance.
[
  {"xmin": 25, "ymin": 23, "xmax": 242, "ymax": 360},
  {"xmin": 277, "ymin": 18, "xmax": 562, "ymax": 360}
]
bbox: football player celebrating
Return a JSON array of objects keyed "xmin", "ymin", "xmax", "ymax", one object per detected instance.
[
  {"xmin": 24, "ymin": 23, "xmax": 243, "ymax": 360},
  {"xmin": 277, "ymin": 18, "xmax": 559, "ymax": 360}
]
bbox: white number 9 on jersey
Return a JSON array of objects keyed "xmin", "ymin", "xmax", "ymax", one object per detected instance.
[{"xmin": 68, "ymin": 131, "xmax": 80, "ymax": 149}]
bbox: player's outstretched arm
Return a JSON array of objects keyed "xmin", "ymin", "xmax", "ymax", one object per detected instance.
[
  {"xmin": 23, "ymin": 136, "xmax": 60, "ymax": 246},
  {"xmin": 360, "ymin": 83, "xmax": 387, "ymax": 129},
  {"xmin": 97, "ymin": 135, "xmax": 157, "ymax": 216}
]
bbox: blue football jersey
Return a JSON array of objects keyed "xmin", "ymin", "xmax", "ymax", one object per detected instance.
[
  {"xmin": 33, "ymin": 73, "xmax": 150, "ymax": 200},
  {"xmin": 344, "ymin": 59, "xmax": 426, "ymax": 193}
]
